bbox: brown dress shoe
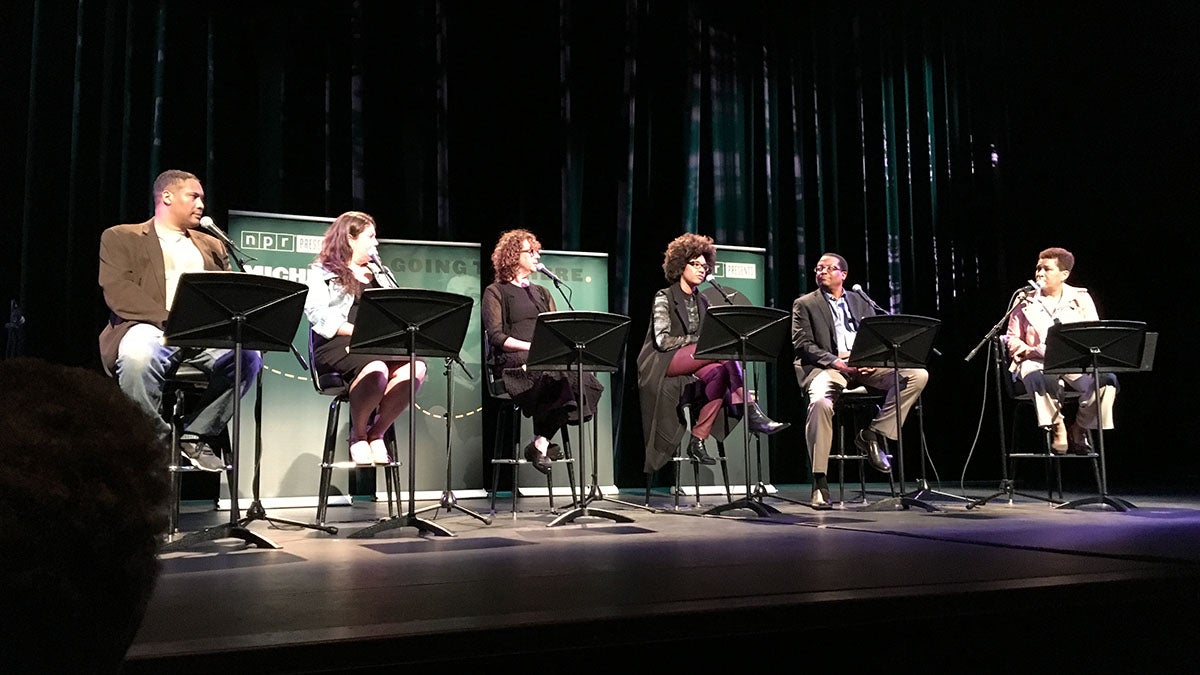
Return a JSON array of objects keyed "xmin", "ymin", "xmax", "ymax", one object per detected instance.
[{"xmin": 1048, "ymin": 420, "xmax": 1068, "ymax": 455}]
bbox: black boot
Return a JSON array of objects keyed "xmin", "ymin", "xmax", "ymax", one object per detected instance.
[
  {"xmin": 686, "ymin": 436, "xmax": 717, "ymax": 465},
  {"xmin": 746, "ymin": 400, "xmax": 789, "ymax": 436}
]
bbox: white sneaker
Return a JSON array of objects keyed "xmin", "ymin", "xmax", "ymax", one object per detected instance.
[
  {"xmin": 369, "ymin": 439, "xmax": 390, "ymax": 464},
  {"xmin": 349, "ymin": 440, "xmax": 373, "ymax": 465}
]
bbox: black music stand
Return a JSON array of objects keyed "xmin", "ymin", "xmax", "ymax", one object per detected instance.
[
  {"xmin": 159, "ymin": 272, "xmax": 310, "ymax": 551},
  {"xmin": 695, "ymin": 305, "xmax": 791, "ymax": 518},
  {"xmin": 345, "ymin": 288, "xmax": 473, "ymax": 538},
  {"xmin": 1043, "ymin": 320, "xmax": 1155, "ymax": 512},
  {"xmin": 848, "ymin": 314, "xmax": 942, "ymax": 513},
  {"xmin": 523, "ymin": 311, "xmax": 648, "ymax": 526},
  {"xmin": 413, "ymin": 357, "xmax": 492, "ymax": 526}
]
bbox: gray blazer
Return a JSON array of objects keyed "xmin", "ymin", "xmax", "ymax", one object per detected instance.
[{"xmin": 790, "ymin": 289, "xmax": 876, "ymax": 388}]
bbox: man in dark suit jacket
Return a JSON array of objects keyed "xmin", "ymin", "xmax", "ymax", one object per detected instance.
[
  {"xmin": 791, "ymin": 252, "xmax": 928, "ymax": 508},
  {"xmin": 99, "ymin": 170, "xmax": 261, "ymax": 471}
]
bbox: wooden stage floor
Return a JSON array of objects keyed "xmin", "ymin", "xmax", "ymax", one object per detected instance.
[{"xmin": 125, "ymin": 482, "xmax": 1200, "ymax": 673}]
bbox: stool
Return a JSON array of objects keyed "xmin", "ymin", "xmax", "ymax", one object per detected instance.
[
  {"xmin": 162, "ymin": 363, "xmax": 231, "ymax": 540},
  {"xmin": 1006, "ymin": 385, "xmax": 1101, "ymax": 503},
  {"xmin": 826, "ymin": 386, "xmax": 886, "ymax": 506},
  {"xmin": 998, "ymin": 337, "xmax": 1102, "ymax": 503},
  {"xmin": 643, "ymin": 377, "xmax": 733, "ymax": 509},
  {"xmin": 485, "ymin": 375, "xmax": 578, "ymax": 519},
  {"xmin": 308, "ymin": 334, "xmax": 400, "ymax": 531}
]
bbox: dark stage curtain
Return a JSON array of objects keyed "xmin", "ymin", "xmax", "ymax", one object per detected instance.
[{"xmin": 3, "ymin": 1, "xmax": 1192, "ymax": 488}]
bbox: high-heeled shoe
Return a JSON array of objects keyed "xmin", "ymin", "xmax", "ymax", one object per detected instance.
[
  {"xmin": 746, "ymin": 400, "xmax": 789, "ymax": 435},
  {"xmin": 686, "ymin": 436, "xmax": 717, "ymax": 465}
]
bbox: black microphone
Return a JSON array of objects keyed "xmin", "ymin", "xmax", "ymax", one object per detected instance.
[
  {"xmin": 369, "ymin": 253, "xmax": 399, "ymax": 288},
  {"xmin": 197, "ymin": 216, "xmax": 236, "ymax": 248},
  {"xmin": 851, "ymin": 283, "xmax": 941, "ymax": 357},
  {"xmin": 850, "ymin": 284, "xmax": 887, "ymax": 314},
  {"xmin": 534, "ymin": 263, "xmax": 566, "ymax": 285},
  {"xmin": 1019, "ymin": 279, "xmax": 1044, "ymax": 294},
  {"xmin": 704, "ymin": 274, "xmax": 736, "ymax": 304}
]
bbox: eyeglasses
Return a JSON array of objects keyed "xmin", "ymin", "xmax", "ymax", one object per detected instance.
[
  {"xmin": 814, "ymin": 265, "xmax": 842, "ymax": 273},
  {"xmin": 520, "ymin": 248, "xmax": 540, "ymax": 255},
  {"xmin": 686, "ymin": 260, "xmax": 709, "ymax": 271}
]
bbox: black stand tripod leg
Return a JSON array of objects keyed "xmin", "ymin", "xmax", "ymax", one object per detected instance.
[
  {"xmin": 864, "ymin": 362, "xmax": 939, "ymax": 513},
  {"xmin": 238, "ymin": 371, "xmax": 338, "ymax": 535},
  {"xmin": 414, "ymin": 360, "xmax": 492, "ymax": 525},
  {"xmin": 547, "ymin": 363, "xmax": 649, "ymax": 527}
]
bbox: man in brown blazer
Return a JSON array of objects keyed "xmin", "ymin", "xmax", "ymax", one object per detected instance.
[
  {"xmin": 791, "ymin": 252, "xmax": 928, "ymax": 508},
  {"xmin": 99, "ymin": 170, "xmax": 261, "ymax": 471}
]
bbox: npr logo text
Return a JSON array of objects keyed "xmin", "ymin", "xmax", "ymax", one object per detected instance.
[{"xmin": 240, "ymin": 231, "xmax": 297, "ymax": 252}]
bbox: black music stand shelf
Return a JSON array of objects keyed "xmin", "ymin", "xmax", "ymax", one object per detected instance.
[
  {"xmin": 345, "ymin": 288, "xmax": 474, "ymax": 538},
  {"xmin": 524, "ymin": 311, "xmax": 650, "ymax": 527},
  {"xmin": 1043, "ymin": 320, "xmax": 1156, "ymax": 512},
  {"xmin": 847, "ymin": 314, "xmax": 943, "ymax": 513},
  {"xmin": 160, "ymin": 272, "xmax": 311, "ymax": 551},
  {"xmin": 694, "ymin": 305, "xmax": 791, "ymax": 518}
]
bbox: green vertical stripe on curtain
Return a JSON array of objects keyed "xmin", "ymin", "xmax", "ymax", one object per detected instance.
[
  {"xmin": 682, "ymin": 8, "xmax": 701, "ymax": 234},
  {"xmin": 436, "ymin": 0, "xmax": 450, "ymax": 235},
  {"xmin": 615, "ymin": 0, "xmax": 639, "ymax": 320},
  {"xmin": 205, "ymin": 14, "xmax": 214, "ymax": 191},
  {"xmin": 150, "ymin": 2, "xmax": 166, "ymax": 191},
  {"xmin": 880, "ymin": 21, "xmax": 902, "ymax": 311},
  {"xmin": 19, "ymin": 0, "xmax": 43, "ymax": 310},
  {"xmin": 761, "ymin": 43, "xmax": 780, "ymax": 306},
  {"xmin": 559, "ymin": 0, "xmax": 583, "ymax": 250},
  {"xmin": 923, "ymin": 36, "xmax": 938, "ymax": 298},
  {"xmin": 901, "ymin": 23, "xmax": 920, "ymax": 306},
  {"xmin": 67, "ymin": 0, "xmax": 84, "ymax": 316},
  {"xmin": 119, "ymin": 0, "xmax": 134, "ymax": 216},
  {"xmin": 788, "ymin": 47, "xmax": 808, "ymax": 294}
]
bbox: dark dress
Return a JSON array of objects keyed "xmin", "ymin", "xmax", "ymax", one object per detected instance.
[
  {"xmin": 481, "ymin": 281, "xmax": 604, "ymax": 438},
  {"xmin": 312, "ymin": 278, "xmax": 386, "ymax": 380}
]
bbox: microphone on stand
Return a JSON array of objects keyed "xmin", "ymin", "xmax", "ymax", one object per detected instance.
[
  {"xmin": 850, "ymin": 284, "xmax": 887, "ymax": 314},
  {"xmin": 368, "ymin": 253, "xmax": 399, "ymax": 288},
  {"xmin": 198, "ymin": 216, "xmax": 255, "ymax": 266},
  {"xmin": 704, "ymin": 274, "xmax": 736, "ymax": 304},
  {"xmin": 1018, "ymin": 279, "xmax": 1044, "ymax": 297},
  {"xmin": 534, "ymin": 263, "xmax": 566, "ymax": 286},
  {"xmin": 198, "ymin": 216, "xmax": 236, "ymax": 249},
  {"xmin": 851, "ymin": 284, "xmax": 942, "ymax": 357}
]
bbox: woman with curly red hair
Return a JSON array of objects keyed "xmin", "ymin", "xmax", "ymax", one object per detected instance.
[
  {"xmin": 637, "ymin": 233, "xmax": 788, "ymax": 474},
  {"xmin": 481, "ymin": 229, "xmax": 604, "ymax": 474}
]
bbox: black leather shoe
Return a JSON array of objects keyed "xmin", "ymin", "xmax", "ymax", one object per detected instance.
[
  {"xmin": 746, "ymin": 400, "xmax": 790, "ymax": 436},
  {"xmin": 1068, "ymin": 422, "xmax": 1093, "ymax": 455},
  {"xmin": 523, "ymin": 443, "xmax": 553, "ymax": 475},
  {"xmin": 855, "ymin": 428, "xmax": 891, "ymax": 473},
  {"xmin": 686, "ymin": 436, "xmax": 717, "ymax": 465},
  {"xmin": 546, "ymin": 443, "xmax": 564, "ymax": 461}
]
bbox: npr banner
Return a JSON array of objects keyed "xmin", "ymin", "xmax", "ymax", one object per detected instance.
[{"xmin": 226, "ymin": 211, "xmax": 483, "ymax": 507}]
